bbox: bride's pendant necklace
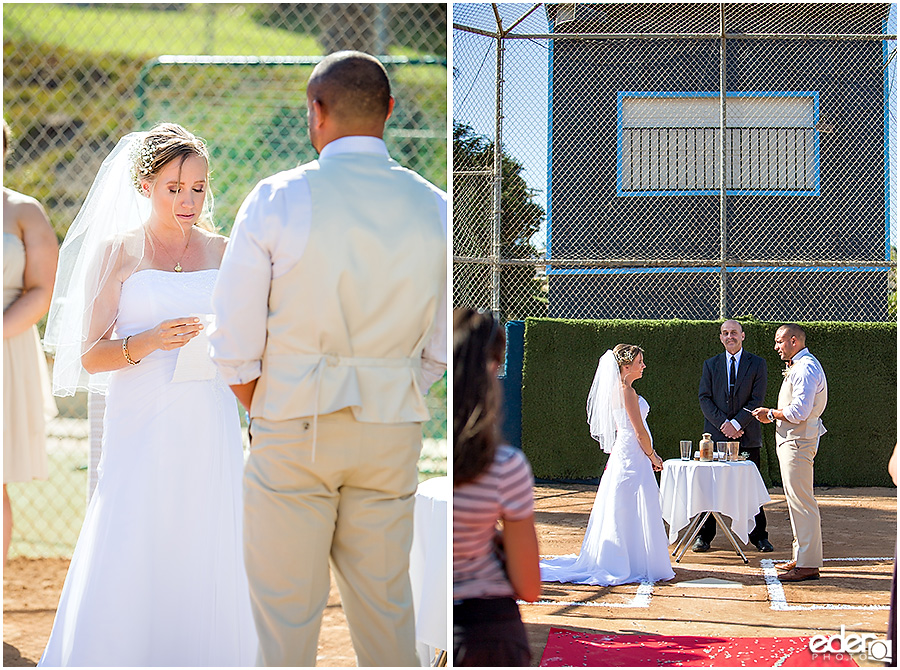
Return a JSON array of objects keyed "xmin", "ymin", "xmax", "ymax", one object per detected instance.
[{"xmin": 151, "ymin": 225, "xmax": 193, "ymax": 272}]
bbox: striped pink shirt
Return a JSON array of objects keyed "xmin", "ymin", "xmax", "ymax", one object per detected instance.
[{"xmin": 453, "ymin": 445, "xmax": 535, "ymax": 601}]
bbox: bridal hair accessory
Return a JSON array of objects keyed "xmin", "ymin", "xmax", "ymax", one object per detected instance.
[
  {"xmin": 613, "ymin": 344, "xmax": 643, "ymax": 367},
  {"xmin": 130, "ymin": 137, "xmax": 159, "ymax": 193}
]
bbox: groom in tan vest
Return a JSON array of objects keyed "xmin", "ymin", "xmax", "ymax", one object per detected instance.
[
  {"xmin": 210, "ymin": 51, "xmax": 447, "ymax": 666},
  {"xmin": 753, "ymin": 324, "xmax": 827, "ymax": 583}
]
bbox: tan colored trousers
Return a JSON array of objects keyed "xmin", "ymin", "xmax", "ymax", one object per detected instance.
[
  {"xmin": 776, "ymin": 435, "xmax": 824, "ymax": 568},
  {"xmin": 244, "ymin": 408, "xmax": 422, "ymax": 667}
]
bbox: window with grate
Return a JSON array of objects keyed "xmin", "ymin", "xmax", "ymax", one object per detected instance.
[{"xmin": 618, "ymin": 92, "xmax": 819, "ymax": 196}]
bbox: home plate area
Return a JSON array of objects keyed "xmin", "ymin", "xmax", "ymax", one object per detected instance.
[
  {"xmin": 527, "ymin": 485, "xmax": 895, "ymax": 667},
  {"xmin": 530, "ymin": 556, "xmax": 893, "ymax": 612},
  {"xmin": 525, "ymin": 556, "xmax": 894, "ymax": 667}
]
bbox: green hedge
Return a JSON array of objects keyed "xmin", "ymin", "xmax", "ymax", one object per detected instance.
[{"xmin": 521, "ymin": 318, "xmax": 896, "ymax": 487}]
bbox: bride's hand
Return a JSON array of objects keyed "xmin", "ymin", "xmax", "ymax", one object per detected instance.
[
  {"xmin": 650, "ymin": 451, "xmax": 664, "ymax": 471},
  {"xmin": 150, "ymin": 317, "xmax": 203, "ymax": 351}
]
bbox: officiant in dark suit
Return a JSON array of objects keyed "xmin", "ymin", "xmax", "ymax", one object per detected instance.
[{"xmin": 694, "ymin": 319, "xmax": 773, "ymax": 553}]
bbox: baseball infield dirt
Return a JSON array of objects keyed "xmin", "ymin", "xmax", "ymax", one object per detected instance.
[
  {"xmin": 3, "ymin": 559, "xmax": 356, "ymax": 666},
  {"xmin": 525, "ymin": 484, "xmax": 896, "ymax": 667},
  {"xmin": 4, "ymin": 485, "xmax": 894, "ymax": 667}
]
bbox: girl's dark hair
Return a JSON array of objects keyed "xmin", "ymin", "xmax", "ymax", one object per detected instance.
[{"xmin": 453, "ymin": 308, "xmax": 506, "ymax": 487}]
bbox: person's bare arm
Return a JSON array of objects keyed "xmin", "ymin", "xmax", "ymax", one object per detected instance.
[
  {"xmin": 79, "ymin": 242, "xmax": 203, "ymax": 374},
  {"xmin": 229, "ymin": 380, "xmax": 258, "ymax": 412},
  {"xmin": 752, "ymin": 406, "xmax": 787, "ymax": 423},
  {"xmin": 624, "ymin": 386, "xmax": 662, "ymax": 470},
  {"xmin": 81, "ymin": 316, "xmax": 204, "ymax": 374},
  {"xmin": 3, "ymin": 198, "xmax": 58, "ymax": 338},
  {"xmin": 501, "ymin": 515, "xmax": 541, "ymax": 602},
  {"xmin": 889, "ymin": 443, "xmax": 898, "ymax": 487}
]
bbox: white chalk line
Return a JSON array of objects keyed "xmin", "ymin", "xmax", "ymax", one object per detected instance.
[
  {"xmin": 762, "ymin": 557, "xmax": 892, "ymax": 611},
  {"xmin": 526, "ymin": 556, "xmax": 892, "ymax": 611},
  {"xmin": 525, "ymin": 581, "xmax": 654, "ymax": 608}
]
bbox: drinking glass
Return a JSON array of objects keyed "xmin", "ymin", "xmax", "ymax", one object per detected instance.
[
  {"xmin": 715, "ymin": 441, "xmax": 728, "ymax": 461},
  {"xmin": 727, "ymin": 441, "xmax": 740, "ymax": 461}
]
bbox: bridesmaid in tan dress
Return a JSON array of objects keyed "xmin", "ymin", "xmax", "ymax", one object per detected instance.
[{"xmin": 3, "ymin": 120, "xmax": 59, "ymax": 564}]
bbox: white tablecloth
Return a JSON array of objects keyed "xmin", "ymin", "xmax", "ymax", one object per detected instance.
[
  {"xmin": 659, "ymin": 460, "xmax": 771, "ymax": 545},
  {"xmin": 410, "ymin": 475, "xmax": 449, "ymax": 663}
]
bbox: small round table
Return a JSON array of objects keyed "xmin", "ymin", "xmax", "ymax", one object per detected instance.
[{"xmin": 659, "ymin": 459, "xmax": 771, "ymax": 564}]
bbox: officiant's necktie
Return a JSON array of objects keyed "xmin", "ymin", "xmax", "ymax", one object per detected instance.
[{"xmin": 729, "ymin": 355, "xmax": 736, "ymax": 396}]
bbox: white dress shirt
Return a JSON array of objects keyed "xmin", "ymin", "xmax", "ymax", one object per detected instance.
[
  {"xmin": 209, "ymin": 136, "xmax": 448, "ymax": 392},
  {"xmin": 781, "ymin": 348, "xmax": 827, "ymax": 425},
  {"xmin": 726, "ymin": 348, "xmax": 743, "ymax": 432}
]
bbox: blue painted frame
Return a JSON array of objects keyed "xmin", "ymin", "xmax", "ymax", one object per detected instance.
[
  {"xmin": 882, "ymin": 16, "xmax": 893, "ymax": 261},
  {"xmin": 546, "ymin": 27, "xmax": 555, "ymax": 263},
  {"xmin": 546, "ymin": 266, "xmax": 889, "ymax": 276},
  {"xmin": 615, "ymin": 91, "xmax": 821, "ymax": 197}
]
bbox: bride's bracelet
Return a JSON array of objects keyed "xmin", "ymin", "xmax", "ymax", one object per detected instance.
[{"xmin": 122, "ymin": 335, "xmax": 141, "ymax": 366}]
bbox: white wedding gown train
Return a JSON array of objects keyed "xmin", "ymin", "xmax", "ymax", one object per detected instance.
[{"xmin": 540, "ymin": 396, "xmax": 675, "ymax": 586}]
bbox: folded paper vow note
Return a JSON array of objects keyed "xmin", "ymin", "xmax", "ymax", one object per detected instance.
[{"xmin": 171, "ymin": 313, "xmax": 217, "ymax": 383}]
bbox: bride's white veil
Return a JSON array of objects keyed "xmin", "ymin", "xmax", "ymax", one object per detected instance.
[
  {"xmin": 586, "ymin": 349, "xmax": 625, "ymax": 454},
  {"xmin": 44, "ymin": 132, "xmax": 150, "ymax": 396}
]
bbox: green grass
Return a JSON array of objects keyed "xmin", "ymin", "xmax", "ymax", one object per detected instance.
[
  {"xmin": 3, "ymin": 4, "xmax": 322, "ymax": 58},
  {"xmin": 4, "ymin": 4, "xmax": 447, "ymax": 238}
]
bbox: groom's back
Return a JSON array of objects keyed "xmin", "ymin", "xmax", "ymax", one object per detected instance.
[{"xmin": 257, "ymin": 151, "xmax": 446, "ymax": 424}]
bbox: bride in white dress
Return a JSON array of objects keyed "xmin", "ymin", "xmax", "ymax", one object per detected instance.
[
  {"xmin": 40, "ymin": 124, "xmax": 257, "ymax": 666},
  {"xmin": 540, "ymin": 344, "xmax": 675, "ymax": 586}
]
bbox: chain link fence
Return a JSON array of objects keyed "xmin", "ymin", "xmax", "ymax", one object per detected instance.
[
  {"xmin": 453, "ymin": 2, "xmax": 897, "ymax": 324},
  {"xmin": 4, "ymin": 2, "xmax": 447, "ymax": 559}
]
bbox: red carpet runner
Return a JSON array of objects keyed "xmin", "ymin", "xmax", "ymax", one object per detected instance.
[{"xmin": 540, "ymin": 628, "xmax": 860, "ymax": 666}]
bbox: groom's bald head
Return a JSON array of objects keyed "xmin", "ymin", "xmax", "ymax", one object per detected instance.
[
  {"xmin": 307, "ymin": 52, "xmax": 392, "ymax": 124},
  {"xmin": 306, "ymin": 51, "xmax": 395, "ymax": 153},
  {"xmin": 777, "ymin": 323, "xmax": 806, "ymax": 346}
]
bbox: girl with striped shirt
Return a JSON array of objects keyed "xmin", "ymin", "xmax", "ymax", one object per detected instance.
[{"xmin": 452, "ymin": 309, "xmax": 540, "ymax": 666}]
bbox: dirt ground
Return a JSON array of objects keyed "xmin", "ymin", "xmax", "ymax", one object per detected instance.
[
  {"xmin": 526, "ymin": 484, "xmax": 897, "ymax": 667},
  {"xmin": 3, "ymin": 559, "xmax": 356, "ymax": 666},
  {"xmin": 5, "ymin": 486, "xmax": 895, "ymax": 668}
]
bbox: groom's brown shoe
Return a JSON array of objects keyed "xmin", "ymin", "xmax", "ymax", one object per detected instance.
[
  {"xmin": 779, "ymin": 567, "xmax": 819, "ymax": 582},
  {"xmin": 775, "ymin": 560, "xmax": 796, "ymax": 571}
]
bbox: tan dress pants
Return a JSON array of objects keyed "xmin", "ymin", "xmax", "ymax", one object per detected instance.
[
  {"xmin": 776, "ymin": 435, "xmax": 824, "ymax": 568},
  {"xmin": 244, "ymin": 408, "xmax": 422, "ymax": 667}
]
